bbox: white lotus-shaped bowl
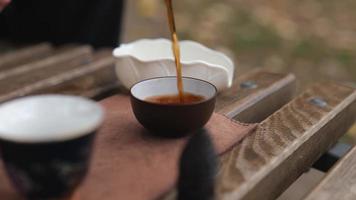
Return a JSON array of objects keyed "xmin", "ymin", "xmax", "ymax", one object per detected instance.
[{"xmin": 113, "ymin": 38, "xmax": 234, "ymax": 92}]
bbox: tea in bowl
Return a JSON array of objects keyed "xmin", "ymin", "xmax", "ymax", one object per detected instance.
[{"xmin": 130, "ymin": 77, "xmax": 217, "ymax": 138}]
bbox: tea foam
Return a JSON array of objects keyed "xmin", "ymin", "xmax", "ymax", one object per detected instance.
[{"xmin": 0, "ymin": 95, "xmax": 104, "ymax": 143}]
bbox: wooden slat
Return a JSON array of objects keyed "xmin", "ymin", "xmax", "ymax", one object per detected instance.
[
  {"xmin": 161, "ymin": 70, "xmax": 296, "ymax": 200},
  {"xmin": 0, "ymin": 50, "xmax": 116, "ymax": 102},
  {"xmin": 217, "ymin": 70, "xmax": 296, "ymax": 123},
  {"xmin": 216, "ymin": 83, "xmax": 356, "ymax": 200},
  {"xmin": 0, "ymin": 46, "xmax": 93, "ymax": 102},
  {"xmin": 304, "ymin": 146, "xmax": 356, "ymax": 200},
  {"xmin": 0, "ymin": 43, "xmax": 53, "ymax": 72},
  {"xmin": 0, "ymin": 45, "xmax": 92, "ymax": 80},
  {"xmin": 34, "ymin": 50, "xmax": 118, "ymax": 98}
]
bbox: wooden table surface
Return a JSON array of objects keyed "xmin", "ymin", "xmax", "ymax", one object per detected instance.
[
  {"xmin": 305, "ymin": 146, "xmax": 356, "ymax": 200},
  {"xmin": 0, "ymin": 44, "xmax": 355, "ymax": 200}
]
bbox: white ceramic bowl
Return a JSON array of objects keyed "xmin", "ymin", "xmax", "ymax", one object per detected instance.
[{"xmin": 113, "ymin": 38, "xmax": 234, "ymax": 92}]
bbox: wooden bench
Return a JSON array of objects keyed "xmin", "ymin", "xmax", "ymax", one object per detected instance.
[
  {"xmin": 305, "ymin": 145, "xmax": 356, "ymax": 200},
  {"xmin": 0, "ymin": 44, "xmax": 118, "ymax": 103},
  {"xmin": 0, "ymin": 44, "xmax": 355, "ymax": 200}
]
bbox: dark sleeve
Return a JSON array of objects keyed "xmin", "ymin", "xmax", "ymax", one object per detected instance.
[{"xmin": 0, "ymin": 0, "xmax": 125, "ymax": 48}]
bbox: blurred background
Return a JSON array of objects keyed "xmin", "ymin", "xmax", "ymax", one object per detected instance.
[{"xmin": 122, "ymin": 0, "xmax": 356, "ymax": 143}]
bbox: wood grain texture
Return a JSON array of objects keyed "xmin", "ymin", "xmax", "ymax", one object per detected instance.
[
  {"xmin": 0, "ymin": 50, "xmax": 116, "ymax": 102},
  {"xmin": 161, "ymin": 71, "xmax": 296, "ymax": 200},
  {"xmin": 0, "ymin": 46, "xmax": 93, "ymax": 102},
  {"xmin": 0, "ymin": 43, "xmax": 53, "ymax": 72},
  {"xmin": 217, "ymin": 83, "xmax": 356, "ymax": 200},
  {"xmin": 217, "ymin": 70, "xmax": 296, "ymax": 123},
  {"xmin": 0, "ymin": 45, "xmax": 92, "ymax": 80},
  {"xmin": 304, "ymin": 146, "xmax": 356, "ymax": 200},
  {"xmin": 35, "ymin": 50, "xmax": 117, "ymax": 98}
]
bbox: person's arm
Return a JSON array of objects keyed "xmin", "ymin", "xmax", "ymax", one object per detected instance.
[{"xmin": 0, "ymin": 0, "xmax": 11, "ymax": 11}]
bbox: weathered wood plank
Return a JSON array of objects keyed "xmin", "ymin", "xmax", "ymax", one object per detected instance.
[
  {"xmin": 0, "ymin": 50, "xmax": 116, "ymax": 102},
  {"xmin": 161, "ymin": 70, "xmax": 296, "ymax": 200},
  {"xmin": 35, "ymin": 50, "xmax": 117, "ymax": 98},
  {"xmin": 82, "ymin": 83, "xmax": 120, "ymax": 100},
  {"xmin": 0, "ymin": 45, "xmax": 92, "ymax": 80},
  {"xmin": 0, "ymin": 43, "xmax": 53, "ymax": 72},
  {"xmin": 217, "ymin": 70, "xmax": 296, "ymax": 123},
  {"xmin": 0, "ymin": 46, "xmax": 93, "ymax": 102},
  {"xmin": 217, "ymin": 83, "xmax": 356, "ymax": 200},
  {"xmin": 304, "ymin": 146, "xmax": 356, "ymax": 200}
]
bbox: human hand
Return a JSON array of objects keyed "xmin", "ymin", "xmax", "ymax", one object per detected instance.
[{"xmin": 0, "ymin": 0, "xmax": 11, "ymax": 12}]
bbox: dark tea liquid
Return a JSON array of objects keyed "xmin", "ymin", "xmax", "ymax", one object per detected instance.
[
  {"xmin": 165, "ymin": 0, "xmax": 184, "ymax": 102},
  {"xmin": 146, "ymin": 93, "xmax": 205, "ymax": 105}
]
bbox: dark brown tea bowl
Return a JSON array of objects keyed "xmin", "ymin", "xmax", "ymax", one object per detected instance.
[{"xmin": 130, "ymin": 77, "xmax": 217, "ymax": 138}]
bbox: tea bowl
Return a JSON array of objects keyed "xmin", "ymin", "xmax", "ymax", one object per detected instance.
[
  {"xmin": 0, "ymin": 95, "xmax": 104, "ymax": 199},
  {"xmin": 130, "ymin": 77, "xmax": 217, "ymax": 138},
  {"xmin": 114, "ymin": 38, "xmax": 234, "ymax": 92}
]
